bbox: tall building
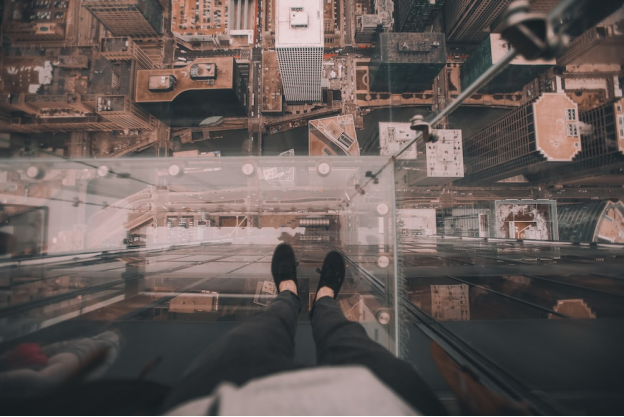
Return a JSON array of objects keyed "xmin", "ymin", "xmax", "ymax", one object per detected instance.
[
  {"xmin": 444, "ymin": 0, "xmax": 511, "ymax": 43},
  {"xmin": 101, "ymin": 37, "xmax": 156, "ymax": 71},
  {"xmin": 527, "ymin": 98, "xmax": 624, "ymax": 184},
  {"xmin": 461, "ymin": 93, "xmax": 581, "ymax": 184},
  {"xmin": 275, "ymin": 0, "xmax": 323, "ymax": 103},
  {"xmin": 379, "ymin": 122, "xmax": 418, "ymax": 159},
  {"xmin": 309, "ymin": 115, "xmax": 359, "ymax": 156},
  {"xmin": 369, "ymin": 33, "xmax": 446, "ymax": 93},
  {"xmin": 461, "ymin": 34, "xmax": 554, "ymax": 93},
  {"xmin": 407, "ymin": 129, "xmax": 464, "ymax": 185},
  {"xmin": 135, "ymin": 58, "xmax": 248, "ymax": 126},
  {"xmin": 378, "ymin": 122, "xmax": 464, "ymax": 184},
  {"xmin": 557, "ymin": 20, "xmax": 624, "ymax": 66},
  {"xmin": 2, "ymin": 0, "xmax": 68, "ymax": 43},
  {"xmin": 558, "ymin": 200, "xmax": 624, "ymax": 243},
  {"xmin": 355, "ymin": 0, "xmax": 393, "ymax": 43},
  {"xmin": 0, "ymin": 55, "xmax": 153, "ymax": 133},
  {"xmin": 96, "ymin": 96, "xmax": 154, "ymax": 130},
  {"xmin": 83, "ymin": 0, "xmax": 163, "ymax": 38},
  {"xmin": 396, "ymin": 0, "xmax": 444, "ymax": 33},
  {"xmin": 440, "ymin": 199, "xmax": 559, "ymax": 240}
]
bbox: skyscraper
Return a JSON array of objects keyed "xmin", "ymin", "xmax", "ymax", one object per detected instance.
[
  {"xmin": 461, "ymin": 93, "xmax": 581, "ymax": 183},
  {"xmin": 557, "ymin": 20, "xmax": 624, "ymax": 66},
  {"xmin": 354, "ymin": 0, "xmax": 394, "ymax": 43},
  {"xmin": 369, "ymin": 33, "xmax": 446, "ymax": 93},
  {"xmin": 558, "ymin": 200, "xmax": 624, "ymax": 243},
  {"xmin": 135, "ymin": 58, "xmax": 248, "ymax": 126},
  {"xmin": 461, "ymin": 34, "xmax": 554, "ymax": 93},
  {"xmin": 275, "ymin": 0, "xmax": 323, "ymax": 103},
  {"xmin": 444, "ymin": 0, "xmax": 511, "ymax": 43},
  {"xmin": 83, "ymin": 0, "xmax": 163, "ymax": 38},
  {"xmin": 527, "ymin": 98, "xmax": 624, "ymax": 184},
  {"xmin": 378, "ymin": 122, "xmax": 464, "ymax": 185},
  {"xmin": 395, "ymin": 0, "xmax": 444, "ymax": 33}
]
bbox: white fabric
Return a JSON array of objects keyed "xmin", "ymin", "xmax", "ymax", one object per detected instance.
[{"xmin": 166, "ymin": 365, "xmax": 419, "ymax": 416}]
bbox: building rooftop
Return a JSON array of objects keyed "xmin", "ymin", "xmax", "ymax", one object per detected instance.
[
  {"xmin": 533, "ymin": 93, "xmax": 582, "ymax": 161},
  {"xmin": 261, "ymin": 51, "xmax": 283, "ymax": 113},
  {"xmin": 376, "ymin": 32, "xmax": 446, "ymax": 64},
  {"xmin": 170, "ymin": 0, "xmax": 230, "ymax": 42},
  {"xmin": 379, "ymin": 122, "xmax": 417, "ymax": 159},
  {"xmin": 309, "ymin": 115, "xmax": 359, "ymax": 156},
  {"xmin": 3, "ymin": 0, "xmax": 69, "ymax": 40},
  {"xmin": 425, "ymin": 129, "xmax": 464, "ymax": 178},
  {"xmin": 275, "ymin": 0, "xmax": 323, "ymax": 47},
  {"xmin": 135, "ymin": 58, "xmax": 235, "ymax": 102},
  {"xmin": 101, "ymin": 37, "xmax": 132, "ymax": 53}
]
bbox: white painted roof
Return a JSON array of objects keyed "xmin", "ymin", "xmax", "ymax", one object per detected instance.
[{"xmin": 275, "ymin": 0, "xmax": 322, "ymax": 47}]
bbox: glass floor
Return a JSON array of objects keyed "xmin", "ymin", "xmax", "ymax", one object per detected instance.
[{"xmin": 1, "ymin": 156, "xmax": 623, "ymax": 414}]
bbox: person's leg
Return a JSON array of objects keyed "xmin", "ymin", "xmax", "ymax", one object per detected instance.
[
  {"xmin": 162, "ymin": 244, "xmax": 303, "ymax": 411},
  {"xmin": 310, "ymin": 252, "xmax": 447, "ymax": 415}
]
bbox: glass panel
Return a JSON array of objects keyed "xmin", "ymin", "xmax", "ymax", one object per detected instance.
[{"xmin": 0, "ymin": 156, "xmax": 398, "ymax": 355}]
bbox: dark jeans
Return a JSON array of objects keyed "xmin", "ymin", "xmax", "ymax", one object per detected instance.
[{"xmin": 162, "ymin": 291, "xmax": 447, "ymax": 415}]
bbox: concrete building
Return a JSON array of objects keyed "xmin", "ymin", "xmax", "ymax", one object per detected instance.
[
  {"xmin": 461, "ymin": 93, "xmax": 581, "ymax": 184},
  {"xmin": 378, "ymin": 122, "xmax": 463, "ymax": 184},
  {"xmin": 395, "ymin": 0, "xmax": 444, "ymax": 33},
  {"xmin": 354, "ymin": 0, "xmax": 393, "ymax": 43},
  {"xmin": 170, "ymin": 0, "xmax": 254, "ymax": 46},
  {"xmin": 461, "ymin": 34, "xmax": 554, "ymax": 93},
  {"xmin": 135, "ymin": 58, "xmax": 248, "ymax": 126},
  {"xmin": 558, "ymin": 200, "xmax": 624, "ymax": 243},
  {"xmin": 2, "ymin": 0, "xmax": 68, "ymax": 42},
  {"xmin": 309, "ymin": 115, "xmax": 359, "ymax": 156},
  {"xmin": 408, "ymin": 129, "xmax": 464, "ymax": 185},
  {"xmin": 441, "ymin": 199, "xmax": 559, "ymax": 240},
  {"xmin": 397, "ymin": 209, "xmax": 437, "ymax": 236},
  {"xmin": 444, "ymin": 0, "xmax": 511, "ymax": 43},
  {"xmin": 83, "ymin": 0, "xmax": 163, "ymax": 38},
  {"xmin": 261, "ymin": 51, "xmax": 283, "ymax": 114},
  {"xmin": 101, "ymin": 37, "xmax": 156, "ymax": 71},
  {"xmin": 0, "ymin": 55, "xmax": 154, "ymax": 133},
  {"xmin": 527, "ymin": 98, "xmax": 624, "ymax": 184},
  {"xmin": 369, "ymin": 33, "xmax": 446, "ymax": 93},
  {"xmin": 275, "ymin": 0, "xmax": 323, "ymax": 103},
  {"xmin": 323, "ymin": 0, "xmax": 341, "ymax": 47},
  {"xmin": 379, "ymin": 122, "xmax": 417, "ymax": 159},
  {"xmin": 557, "ymin": 20, "xmax": 624, "ymax": 66}
]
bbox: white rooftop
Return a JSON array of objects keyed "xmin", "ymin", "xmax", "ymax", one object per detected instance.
[
  {"xmin": 426, "ymin": 129, "xmax": 464, "ymax": 178},
  {"xmin": 275, "ymin": 0, "xmax": 323, "ymax": 47},
  {"xmin": 379, "ymin": 122, "xmax": 417, "ymax": 159}
]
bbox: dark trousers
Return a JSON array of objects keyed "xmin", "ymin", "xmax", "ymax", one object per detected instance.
[{"xmin": 162, "ymin": 291, "xmax": 447, "ymax": 415}]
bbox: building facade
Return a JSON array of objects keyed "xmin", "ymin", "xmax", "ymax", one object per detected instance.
[
  {"xmin": 444, "ymin": 0, "xmax": 511, "ymax": 43},
  {"xmin": 557, "ymin": 20, "xmax": 624, "ymax": 66},
  {"xmin": 461, "ymin": 34, "xmax": 554, "ymax": 93},
  {"xmin": 558, "ymin": 200, "xmax": 624, "ymax": 243},
  {"xmin": 461, "ymin": 93, "xmax": 581, "ymax": 184},
  {"xmin": 309, "ymin": 115, "xmax": 359, "ymax": 156},
  {"xmin": 441, "ymin": 199, "xmax": 559, "ymax": 240},
  {"xmin": 396, "ymin": 0, "xmax": 444, "ymax": 33},
  {"xmin": 527, "ymin": 98, "xmax": 624, "ymax": 184},
  {"xmin": 369, "ymin": 33, "xmax": 446, "ymax": 93},
  {"xmin": 354, "ymin": 0, "xmax": 393, "ymax": 43},
  {"xmin": 275, "ymin": 0, "xmax": 323, "ymax": 103},
  {"xmin": 83, "ymin": 0, "xmax": 163, "ymax": 38},
  {"xmin": 135, "ymin": 58, "xmax": 248, "ymax": 126}
]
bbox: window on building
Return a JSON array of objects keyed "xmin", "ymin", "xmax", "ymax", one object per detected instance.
[
  {"xmin": 567, "ymin": 123, "xmax": 579, "ymax": 137},
  {"xmin": 566, "ymin": 108, "xmax": 577, "ymax": 121}
]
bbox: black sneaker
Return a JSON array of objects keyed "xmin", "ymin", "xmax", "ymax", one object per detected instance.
[
  {"xmin": 271, "ymin": 243, "xmax": 298, "ymax": 293},
  {"xmin": 315, "ymin": 251, "xmax": 345, "ymax": 300}
]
